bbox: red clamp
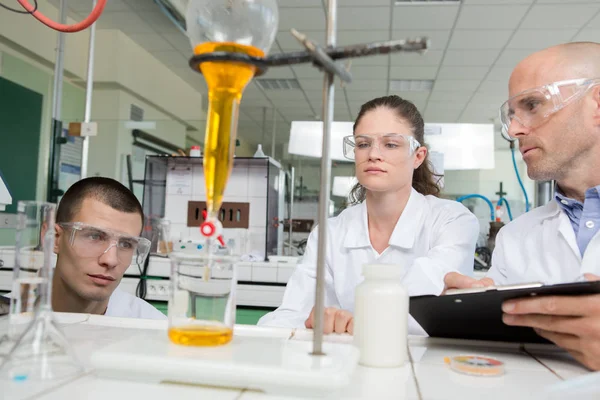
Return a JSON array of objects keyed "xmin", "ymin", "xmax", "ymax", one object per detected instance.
[{"xmin": 200, "ymin": 210, "xmax": 226, "ymax": 247}]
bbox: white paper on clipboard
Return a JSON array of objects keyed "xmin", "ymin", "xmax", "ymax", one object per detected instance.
[{"xmin": 167, "ymin": 165, "xmax": 192, "ymax": 195}]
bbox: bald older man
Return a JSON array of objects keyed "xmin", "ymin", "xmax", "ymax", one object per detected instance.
[{"xmin": 444, "ymin": 42, "xmax": 600, "ymax": 370}]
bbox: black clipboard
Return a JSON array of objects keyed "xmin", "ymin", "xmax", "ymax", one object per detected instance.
[{"xmin": 409, "ymin": 280, "xmax": 600, "ymax": 343}]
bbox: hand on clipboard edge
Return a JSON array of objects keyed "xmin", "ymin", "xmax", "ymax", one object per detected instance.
[{"xmin": 442, "ymin": 271, "xmax": 496, "ymax": 295}]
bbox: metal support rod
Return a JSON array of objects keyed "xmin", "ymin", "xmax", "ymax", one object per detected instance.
[
  {"xmin": 271, "ymin": 108, "xmax": 277, "ymax": 158},
  {"xmin": 312, "ymin": 0, "xmax": 337, "ymax": 356},
  {"xmin": 288, "ymin": 166, "xmax": 295, "ymax": 255},
  {"xmin": 261, "ymin": 106, "xmax": 267, "ymax": 145},
  {"xmin": 81, "ymin": 0, "xmax": 97, "ymax": 179},
  {"xmin": 47, "ymin": 0, "xmax": 67, "ymax": 202}
]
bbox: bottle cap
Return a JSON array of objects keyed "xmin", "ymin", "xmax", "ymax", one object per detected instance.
[
  {"xmin": 362, "ymin": 264, "xmax": 404, "ymax": 279},
  {"xmin": 191, "ymin": 145, "xmax": 200, "ymax": 150}
]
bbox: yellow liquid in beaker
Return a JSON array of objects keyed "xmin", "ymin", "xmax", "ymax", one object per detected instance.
[
  {"xmin": 168, "ymin": 325, "xmax": 233, "ymax": 346},
  {"xmin": 194, "ymin": 42, "xmax": 265, "ymax": 218}
]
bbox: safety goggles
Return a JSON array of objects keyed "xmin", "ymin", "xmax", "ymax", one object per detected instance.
[
  {"xmin": 58, "ymin": 222, "xmax": 151, "ymax": 265},
  {"xmin": 342, "ymin": 133, "xmax": 421, "ymax": 161},
  {"xmin": 499, "ymin": 78, "xmax": 600, "ymax": 141}
]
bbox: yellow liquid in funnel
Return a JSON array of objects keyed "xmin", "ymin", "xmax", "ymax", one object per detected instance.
[
  {"xmin": 195, "ymin": 42, "xmax": 264, "ymax": 218},
  {"xmin": 168, "ymin": 325, "xmax": 233, "ymax": 346}
]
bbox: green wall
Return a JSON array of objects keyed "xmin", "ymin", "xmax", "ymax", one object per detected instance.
[{"xmin": 0, "ymin": 51, "xmax": 85, "ymax": 246}]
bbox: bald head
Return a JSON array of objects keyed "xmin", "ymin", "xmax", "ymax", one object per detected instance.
[{"xmin": 510, "ymin": 42, "xmax": 600, "ymax": 95}]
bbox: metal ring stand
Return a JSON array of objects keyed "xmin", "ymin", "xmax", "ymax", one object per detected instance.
[{"xmin": 188, "ymin": 9, "xmax": 430, "ymax": 356}]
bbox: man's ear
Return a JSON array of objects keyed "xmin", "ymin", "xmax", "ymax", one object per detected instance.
[
  {"xmin": 591, "ymin": 86, "xmax": 600, "ymax": 125},
  {"xmin": 54, "ymin": 225, "xmax": 62, "ymax": 255}
]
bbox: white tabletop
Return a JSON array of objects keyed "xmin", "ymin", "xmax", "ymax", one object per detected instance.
[{"xmin": 0, "ymin": 313, "xmax": 595, "ymax": 400}]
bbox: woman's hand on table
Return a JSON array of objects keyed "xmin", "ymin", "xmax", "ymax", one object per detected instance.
[{"xmin": 305, "ymin": 307, "xmax": 354, "ymax": 334}]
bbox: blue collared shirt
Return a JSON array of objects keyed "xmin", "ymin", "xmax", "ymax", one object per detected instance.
[{"xmin": 555, "ymin": 186, "xmax": 600, "ymax": 256}]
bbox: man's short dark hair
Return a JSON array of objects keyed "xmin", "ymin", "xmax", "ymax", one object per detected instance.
[{"xmin": 56, "ymin": 177, "xmax": 144, "ymax": 228}]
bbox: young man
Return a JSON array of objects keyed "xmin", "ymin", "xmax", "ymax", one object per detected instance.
[
  {"xmin": 445, "ymin": 42, "xmax": 600, "ymax": 370},
  {"xmin": 52, "ymin": 177, "xmax": 165, "ymax": 319}
]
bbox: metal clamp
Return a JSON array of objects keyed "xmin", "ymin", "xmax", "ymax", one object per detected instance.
[{"xmin": 188, "ymin": 36, "xmax": 429, "ymax": 81}]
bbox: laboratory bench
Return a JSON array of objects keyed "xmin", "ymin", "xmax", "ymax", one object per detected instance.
[{"xmin": 1, "ymin": 313, "xmax": 594, "ymax": 400}]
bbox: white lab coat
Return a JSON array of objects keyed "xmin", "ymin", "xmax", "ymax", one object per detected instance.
[
  {"xmin": 488, "ymin": 200, "xmax": 600, "ymax": 285},
  {"xmin": 105, "ymin": 288, "xmax": 166, "ymax": 320},
  {"xmin": 258, "ymin": 189, "xmax": 479, "ymax": 334}
]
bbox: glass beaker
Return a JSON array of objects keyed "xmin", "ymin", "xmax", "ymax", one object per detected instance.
[
  {"xmin": 185, "ymin": 0, "xmax": 278, "ymax": 219},
  {"xmin": 168, "ymin": 251, "xmax": 237, "ymax": 346}
]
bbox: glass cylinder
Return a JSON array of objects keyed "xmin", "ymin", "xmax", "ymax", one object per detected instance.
[
  {"xmin": 8, "ymin": 201, "xmax": 56, "ymax": 339},
  {"xmin": 168, "ymin": 251, "xmax": 237, "ymax": 346}
]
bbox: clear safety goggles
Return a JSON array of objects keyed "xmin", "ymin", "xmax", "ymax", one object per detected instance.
[
  {"xmin": 342, "ymin": 133, "xmax": 421, "ymax": 161},
  {"xmin": 58, "ymin": 222, "xmax": 151, "ymax": 265},
  {"xmin": 499, "ymin": 78, "xmax": 600, "ymax": 141}
]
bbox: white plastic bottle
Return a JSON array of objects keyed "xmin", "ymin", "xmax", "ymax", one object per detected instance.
[{"xmin": 353, "ymin": 264, "xmax": 408, "ymax": 367}]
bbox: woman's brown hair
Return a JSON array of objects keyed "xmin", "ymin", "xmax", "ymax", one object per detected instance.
[{"xmin": 348, "ymin": 95, "xmax": 442, "ymax": 204}]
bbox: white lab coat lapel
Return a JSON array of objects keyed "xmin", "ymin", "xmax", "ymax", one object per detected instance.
[
  {"xmin": 555, "ymin": 203, "xmax": 582, "ymax": 263},
  {"xmin": 342, "ymin": 201, "xmax": 371, "ymax": 249},
  {"xmin": 388, "ymin": 189, "xmax": 423, "ymax": 250}
]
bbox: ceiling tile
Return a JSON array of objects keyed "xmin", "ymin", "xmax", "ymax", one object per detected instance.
[
  {"xmin": 495, "ymin": 49, "xmax": 533, "ymax": 67},
  {"xmin": 486, "ymin": 66, "xmax": 514, "ymax": 82},
  {"xmin": 389, "ymin": 92, "xmax": 430, "ymax": 105},
  {"xmin": 276, "ymin": 30, "xmax": 324, "ymax": 51},
  {"xmin": 390, "ymin": 50, "xmax": 445, "ymax": 66},
  {"xmin": 338, "ymin": 7, "xmax": 391, "ymax": 31},
  {"xmin": 507, "ymin": 29, "xmax": 579, "ymax": 50},
  {"xmin": 293, "ymin": 65, "xmax": 326, "ymax": 79},
  {"xmin": 584, "ymin": 13, "xmax": 600, "ymax": 29},
  {"xmin": 263, "ymin": 91, "xmax": 308, "ymax": 101},
  {"xmin": 392, "ymin": 30, "xmax": 452, "ymax": 50},
  {"xmin": 424, "ymin": 109, "xmax": 461, "ymax": 123},
  {"xmin": 522, "ymin": 4, "xmax": 600, "ymax": 29},
  {"xmin": 129, "ymin": 33, "xmax": 175, "ymax": 51},
  {"xmin": 97, "ymin": 11, "xmax": 154, "ymax": 33},
  {"xmin": 255, "ymin": 67, "xmax": 296, "ymax": 79},
  {"xmin": 347, "ymin": 54, "xmax": 389, "ymax": 67},
  {"xmin": 456, "ymin": 5, "xmax": 530, "ymax": 30},
  {"xmin": 477, "ymin": 80, "xmax": 509, "ymax": 95},
  {"xmin": 389, "ymin": 66, "xmax": 438, "ymax": 80},
  {"xmin": 470, "ymin": 92, "xmax": 505, "ymax": 105},
  {"xmin": 434, "ymin": 80, "xmax": 481, "ymax": 92},
  {"xmin": 337, "ymin": 30, "xmax": 390, "ymax": 46},
  {"xmin": 442, "ymin": 49, "xmax": 501, "ymax": 66},
  {"xmin": 392, "ymin": 4, "xmax": 460, "ymax": 30},
  {"xmin": 449, "ymin": 30, "xmax": 513, "ymax": 49},
  {"xmin": 438, "ymin": 66, "xmax": 490, "ymax": 81},
  {"xmin": 428, "ymin": 91, "xmax": 473, "ymax": 102},
  {"xmin": 345, "ymin": 66, "xmax": 388, "ymax": 79},
  {"xmin": 572, "ymin": 29, "xmax": 600, "ymax": 42},
  {"xmin": 426, "ymin": 100, "xmax": 468, "ymax": 112},
  {"xmin": 278, "ymin": 8, "xmax": 325, "ymax": 31}
]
